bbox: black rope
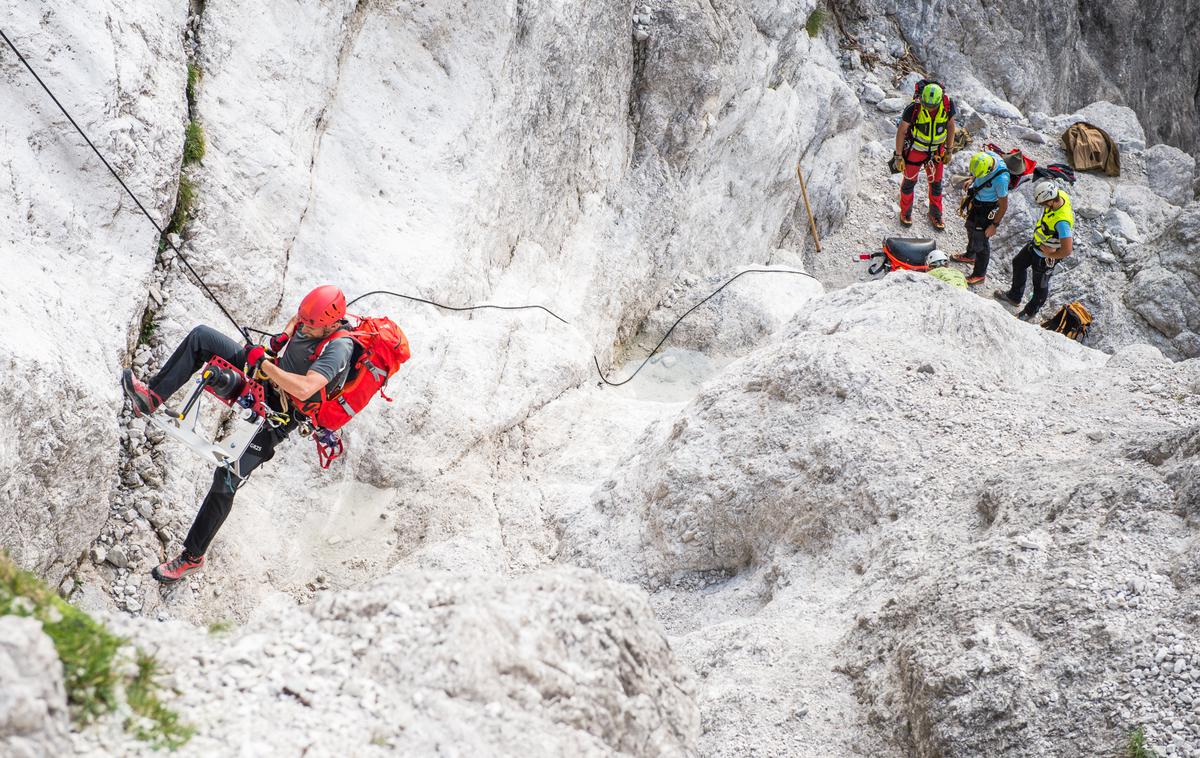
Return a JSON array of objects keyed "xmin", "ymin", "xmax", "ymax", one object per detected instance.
[
  {"xmin": 347, "ymin": 290, "xmax": 569, "ymax": 324},
  {"xmin": 594, "ymin": 268, "xmax": 819, "ymax": 387},
  {"xmin": 0, "ymin": 27, "xmax": 251, "ymax": 344},
  {"xmin": 346, "ymin": 270, "xmax": 817, "ymax": 387}
]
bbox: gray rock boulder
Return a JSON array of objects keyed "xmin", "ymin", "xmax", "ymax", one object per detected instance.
[
  {"xmin": 567, "ymin": 275, "xmax": 1200, "ymax": 756},
  {"xmin": 1069, "ymin": 173, "xmax": 1115, "ymax": 220},
  {"xmin": 954, "ymin": 100, "xmax": 988, "ymax": 136},
  {"xmin": 1125, "ymin": 202, "xmax": 1200, "ymax": 357},
  {"xmin": 1112, "ymin": 183, "xmax": 1181, "ymax": 240},
  {"xmin": 568, "ymin": 276, "xmax": 1106, "ymax": 582},
  {"xmin": 1145, "ymin": 144, "xmax": 1197, "ymax": 207},
  {"xmin": 91, "ymin": 568, "xmax": 700, "ymax": 755},
  {"xmin": 0, "ymin": 617, "xmax": 70, "ymax": 758},
  {"xmin": 861, "ymin": 82, "xmax": 886, "ymax": 104}
]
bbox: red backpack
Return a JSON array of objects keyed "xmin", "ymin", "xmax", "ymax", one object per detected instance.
[{"xmin": 291, "ymin": 316, "xmax": 411, "ymax": 432}]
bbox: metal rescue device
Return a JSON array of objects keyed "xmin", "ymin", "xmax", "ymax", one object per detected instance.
[{"xmin": 144, "ymin": 355, "xmax": 274, "ymax": 478}]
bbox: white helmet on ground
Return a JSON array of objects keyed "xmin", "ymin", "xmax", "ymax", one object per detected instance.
[
  {"xmin": 1033, "ymin": 179, "xmax": 1059, "ymax": 204},
  {"xmin": 926, "ymin": 248, "xmax": 949, "ymax": 268}
]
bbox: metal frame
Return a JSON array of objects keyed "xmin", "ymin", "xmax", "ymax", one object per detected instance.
[{"xmin": 143, "ymin": 363, "xmax": 268, "ymax": 479}]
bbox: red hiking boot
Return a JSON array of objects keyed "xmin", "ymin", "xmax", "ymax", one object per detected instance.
[
  {"xmin": 121, "ymin": 369, "xmax": 161, "ymax": 417},
  {"xmin": 966, "ymin": 275, "xmax": 986, "ymax": 286},
  {"xmin": 899, "ymin": 210, "xmax": 913, "ymax": 227},
  {"xmin": 928, "ymin": 207, "xmax": 945, "ymax": 230},
  {"xmin": 950, "ymin": 253, "xmax": 976, "ymax": 264},
  {"xmin": 151, "ymin": 552, "xmax": 205, "ymax": 583}
]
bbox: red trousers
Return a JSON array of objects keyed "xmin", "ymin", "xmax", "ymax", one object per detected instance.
[{"xmin": 899, "ymin": 148, "xmax": 944, "ymax": 216}]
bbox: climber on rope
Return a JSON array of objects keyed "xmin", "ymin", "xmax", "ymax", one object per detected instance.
[
  {"xmin": 924, "ymin": 248, "xmax": 967, "ymax": 289},
  {"xmin": 121, "ymin": 285, "xmax": 396, "ymax": 583},
  {"xmin": 992, "ymin": 180, "xmax": 1075, "ymax": 322},
  {"xmin": 892, "ymin": 79, "xmax": 957, "ymax": 231},
  {"xmin": 952, "ymin": 150, "xmax": 1011, "ymax": 286}
]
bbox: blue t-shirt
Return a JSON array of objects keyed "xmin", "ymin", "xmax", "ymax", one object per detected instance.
[{"xmin": 972, "ymin": 154, "xmax": 1010, "ymax": 203}]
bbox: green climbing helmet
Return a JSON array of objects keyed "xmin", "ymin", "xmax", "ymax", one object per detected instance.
[
  {"xmin": 920, "ymin": 82, "xmax": 943, "ymax": 108},
  {"xmin": 969, "ymin": 151, "xmax": 997, "ymax": 179}
]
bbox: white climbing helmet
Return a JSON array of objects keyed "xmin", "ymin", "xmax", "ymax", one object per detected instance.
[
  {"xmin": 926, "ymin": 248, "xmax": 949, "ymax": 268},
  {"xmin": 1033, "ymin": 179, "xmax": 1059, "ymax": 204}
]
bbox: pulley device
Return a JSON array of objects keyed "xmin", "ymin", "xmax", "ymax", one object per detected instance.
[{"xmin": 144, "ymin": 356, "xmax": 274, "ymax": 478}]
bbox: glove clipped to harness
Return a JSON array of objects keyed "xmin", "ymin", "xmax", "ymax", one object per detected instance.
[
  {"xmin": 268, "ymin": 332, "xmax": 289, "ymax": 353},
  {"xmin": 244, "ymin": 345, "xmax": 268, "ymax": 374},
  {"xmin": 888, "ymin": 153, "xmax": 904, "ymax": 174}
]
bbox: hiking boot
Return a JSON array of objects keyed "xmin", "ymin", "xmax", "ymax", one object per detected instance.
[
  {"xmin": 151, "ymin": 552, "xmax": 205, "ymax": 584},
  {"xmin": 121, "ymin": 369, "xmax": 161, "ymax": 417},
  {"xmin": 950, "ymin": 253, "xmax": 975, "ymax": 264},
  {"xmin": 1017, "ymin": 311, "xmax": 1036, "ymax": 323},
  {"xmin": 928, "ymin": 208, "xmax": 944, "ymax": 231},
  {"xmin": 965, "ymin": 275, "xmax": 986, "ymax": 286},
  {"xmin": 992, "ymin": 290, "xmax": 1020, "ymax": 306},
  {"xmin": 899, "ymin": 210, "xmax": 913, "ymax": 227}
]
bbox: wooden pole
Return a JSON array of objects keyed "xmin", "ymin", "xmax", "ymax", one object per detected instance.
[{"xmin": 796, "ymin": 163, "xmax": 822, "ymax": 253}]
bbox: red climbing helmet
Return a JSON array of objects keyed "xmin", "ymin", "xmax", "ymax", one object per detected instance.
[{"xmin": 297, "ymin": 285, "xmax": 346, "ymax": 328}]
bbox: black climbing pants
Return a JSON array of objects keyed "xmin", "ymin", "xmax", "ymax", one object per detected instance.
[
  {"xmin": 965, "ymin": 199, "xmax": 999, "ymax": 279},
  {"xmin": 182, "ymin": 423, "xmax": 291, "ymax": 557},
  {"xmin": 149, "ymin": 325, "xmax": 248, "ymax": 402},
  {"xmin": 148, "ymin": 325, "xmax": 292, "ymax": 557},
  {"xmin": 1007, "ymin": 243, "xmax": 1055, "ymax": 319}
]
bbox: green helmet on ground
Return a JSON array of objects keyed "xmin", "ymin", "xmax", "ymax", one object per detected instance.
[
  {"xmin": 969, "ymin": 151, "xmax": 997, "ymax": 178},
  {"xmin": 920, "ymin": 82, "xmax": 943, "ymax": 107}
]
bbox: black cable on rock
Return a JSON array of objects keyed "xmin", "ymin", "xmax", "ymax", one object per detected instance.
[
  {"xmin": 593, "ymin": 268, "xmax": 819, "ymax": 387},
  {"xmin": 347, "ymin": 290, "xmax": 569, "ymax": 324},
  {"xmin": 0, "ymin": 26, "xmax": 251, "ymax": 344}
]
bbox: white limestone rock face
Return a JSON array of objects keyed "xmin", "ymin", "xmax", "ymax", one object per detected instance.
[
  {"xmin": 91, "ymin": 568, "xmax": 699, "ymax": 756},
  {"xmin": 1145, "ymin": 144, "xmax": 1197, "ymax": 207},
  {"xmin": 0, "ymin": 2, "xmax": 188, "ymax": 582},
  {"xmin": 637, "ymin": 267, "xmax": 825, "ymax": 359},
  {"xmin": 848, "ymin": 417, "xmax": 1200, "ymax": 757},
  {"xmin": 164, "ymin": 0, "xmax": 858, "ymax": 587},
  {"xmin": 565, "ymin": 276, "xmax": 1106, "ymax": 582},
  {"xmin": 0, "ymin": 617, "xmax": 70, "ymax": 758},
  {"xmin": 563, "ymin": 275, "xmax": 1200, "ymax": 756}
]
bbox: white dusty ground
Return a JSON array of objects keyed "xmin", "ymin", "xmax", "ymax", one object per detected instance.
[{"xmin": 2, "ymin": 1, "xmax": 1200, "ymax": 757}]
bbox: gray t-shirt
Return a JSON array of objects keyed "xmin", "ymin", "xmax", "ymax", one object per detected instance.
[{"xmin": 278, "ymin": 330, "xmax": 355, "ymax": 400}]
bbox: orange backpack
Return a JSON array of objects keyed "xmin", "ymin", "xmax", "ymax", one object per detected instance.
[{"xmin": 292, "ymin": 316, "xmax": 411, "ymax": 432}]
